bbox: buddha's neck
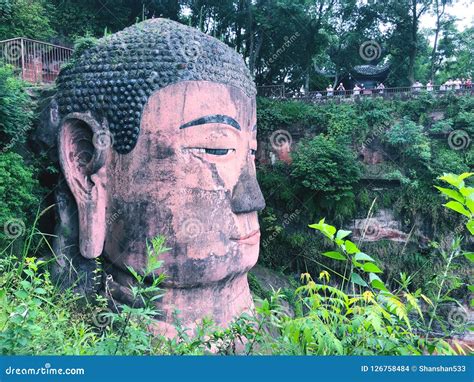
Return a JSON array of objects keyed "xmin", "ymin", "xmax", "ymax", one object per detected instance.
[
  {"xmin": 109, "ymin": 273, "xmax": 253, "ymax": 337},
  {"xmin": 150, "ymin": 273, "xmax": 254, "ymax": 337}
]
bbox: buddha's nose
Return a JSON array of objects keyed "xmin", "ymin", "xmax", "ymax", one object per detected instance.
[{"xmin": 231, "ymin": 167, "xmax": 266, "ymax": 214}]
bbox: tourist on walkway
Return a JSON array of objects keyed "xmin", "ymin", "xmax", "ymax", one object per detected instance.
[
  {"xmin": 376, "ymin": 82, "xmax": 385, "ymax": 94},
  {"xmin": 454, "ymin": 78, "xmax": 462, "ymax": 90},
  {"xmin": 444, "ymin": 79, "xmax": 453, "ymax": 90},
  {"xmin": 426, "ymin": 80, "xmax": 433, "ymax": 92},
  {"xmin": 326, "ymin": 84, "xmax": 334, "ymax": 97},
  {"xmin": 412, "ymin": 81, "xmax": 422, "ymax": 92},
  {"xmin": 336, "ymin": 82, "xmax": 345, "ymax": 96},
  {"xmin": 353, "ymin": 84, "xmax": 361, "ymax": 96}
]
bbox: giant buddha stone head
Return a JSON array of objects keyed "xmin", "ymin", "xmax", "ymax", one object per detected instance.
[{"xmin": 53, "ymin": 18, "xmax": 265, "ymax": 335}]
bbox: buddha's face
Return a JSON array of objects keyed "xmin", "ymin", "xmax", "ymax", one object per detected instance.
[{"xmin": 100, "ymin": 81, "xmax": 265, "ymax": 288}]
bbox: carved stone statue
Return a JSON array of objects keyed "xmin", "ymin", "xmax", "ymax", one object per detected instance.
[{"xmin": 52, "ymin": 18, "xmax": 265, "ymax": 335}]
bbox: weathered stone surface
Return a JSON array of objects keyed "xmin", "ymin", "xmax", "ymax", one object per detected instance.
[
  {"xmin": 56, "ymin": 18, "xmax": 255, "ymax": 154},
  {"xmin": 350, "ymin": 209, "xmax": 409, "ymax": 242},
  {"xmin": 54, "ymin": 19, "xmax": 264, "ymax": 335}
]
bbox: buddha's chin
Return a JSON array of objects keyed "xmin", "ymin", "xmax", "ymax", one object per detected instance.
[
  {"xmin": 150, "ymin": 272, "xmax": 255, "ymax": 338},
  {"xmin": 159, "ymin": 242, "xmax": 259, "ymax": 289}
]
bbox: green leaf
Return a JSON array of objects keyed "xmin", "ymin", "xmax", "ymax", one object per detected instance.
[
  {"xmin": 14, "ymin": 290, "xmax": 28, "ymax": 300},
  {"xmin": 336, "ymin": 229, "xmax": 352, "ymax": 240},
  {"xmin": 309, "ymin": 219, "xmax": 337, "ymax": 239},
  {"xmin": 325, "ymin": 225, "xmax": 337, "ymax": 237},
  {"xmin": 459, "ymin": 186, "xmax": 474, "ymax": 198},
  {"xmin": 344, "ymin": 240, "xmax": 359, "ymax": 254},
  {"xmin": 467, "ymin": 220, "xmax": 474, "ymax": 235},
  {"xmin": 354, "ymin": 252, "xmax": 376, "ymax": 262},
  {"xmin": 434, "ymin": 186, "xmax": 464, "ymax": 203},
  {"xmin": 371, "ymin": 278, "xmax": 388, "ymax": 292},
  {"xmin": 369, "ymin": 273, "xmax": 382, "ymax": 282},
  {"xmin": 363, "ymin": 262, "xmax": 383, "ymax": 273},
  {"xmin": 459, "ymin": 172, "xmax": 474, "ymax": 180},
  {"xmin": 444, "ymin": 201, "xmax": 471, "ymax": 218},
  {"xmin": 350, "ymin": 272, "xmax": 368, "ymax": 287},
  {"xmin": 466, "ymin": 198, "xmax": 474, "ymax": 214},
  {"xmin": 439, "ymin": 173, "xmax": 463, "ymax": 188},
  {"xmin": 464, "ymin": 252, "xmax": 474, "ymax": 262},
  {"xmin": 322, "ymin": 251, "xmax": 347, "ymax": 261}
]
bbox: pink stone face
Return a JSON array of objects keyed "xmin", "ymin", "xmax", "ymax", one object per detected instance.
[{"xmin": 98, "ymin": 81, "xmax": 265, "ymax": 328}]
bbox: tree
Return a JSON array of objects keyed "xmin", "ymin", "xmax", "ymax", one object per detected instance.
[
  {"xmin": 380, "ymin": 0, "xmax": 432, "ymax": 84},
  {"xmin": 0, "ymin": 0, "xmax": 54, "ymax": 40},
  {"xmin": 436, "ymin": 24, "xmax": 473, "ymax": 81},
  {"xmin": 0, "ymin": 64, "xmax": 33, "ymax": 149},
  {"xmin": 429, "ymin": 0, "xmax": 453, "ymax": 80},
  {"xmin": 291, "ymin": 135, "xmax": 361, "ymax": 201}
]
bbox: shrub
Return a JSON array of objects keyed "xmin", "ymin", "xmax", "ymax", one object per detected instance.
[
  {"xmin": 0, "ymin": 0, "xmax": 54, "ymax": 40},
  {"xmin": 291, "ymin": 135, "xmax": 361, "ymax": 201},
  {"xmin": 385, "ymin": 117, "xmax": 431, "ymax": 163},
  {"xmin": 0, "ymin": 64, "xmax": 34, "ymax": 149},
  {"xmin": 0, "ymin": 152, "xmax": 40, "ymax": 243}
]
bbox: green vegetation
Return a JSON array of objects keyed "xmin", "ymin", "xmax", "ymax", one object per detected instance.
[
  {"xmin": 0, "ymin": 66, "xmax": 42, "ymax": 245},
  {"xmin": 0, "ymin": 65, "xmax": 34, "ymax": 148},
  {"xmin": 0, "ymin": 152, "xmax": 40, "ymax": 243},
  {"xmin": 2, "ymin": 184, "xmax": 470, "ymax": 355},
  {"xmin": 1, "ymin": 0, "xmax": 473, "ymax": 87},
  {"xmin": 0, "ymin": 0, "xmax": 472, "ymax": 356},
  {"xmin": 257, "ymin": 95, "xmax": 472, "ymax": 292}
]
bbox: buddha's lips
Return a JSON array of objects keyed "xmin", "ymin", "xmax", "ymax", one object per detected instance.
[{"xmin": 231, "ymin": 230, "xmax": 260, "ymax": 245}]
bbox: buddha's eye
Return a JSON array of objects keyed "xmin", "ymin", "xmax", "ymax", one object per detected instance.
[
  {"xmin": 205, "ymin": 148, "xmax": 231, "ymax": 156},
  {"xmin": 183, "ymin": 147, "xmax": 236, "ymax": 158}
]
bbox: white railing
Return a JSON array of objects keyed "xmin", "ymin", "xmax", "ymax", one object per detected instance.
[{"xmin": 0, "ymin": 37, "xmax": 73, "ymax": 84}]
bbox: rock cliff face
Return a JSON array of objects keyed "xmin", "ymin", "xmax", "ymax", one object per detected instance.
[
  {"xmin": 256, "ymin": 104, "xmax": 472, "ymax": 248},
  {"xmin": 349, "ymin": 209, "xmax": 410, "ymax": 243}
]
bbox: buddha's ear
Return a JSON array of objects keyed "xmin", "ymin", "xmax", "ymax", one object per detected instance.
[{"xmin": 58, "ymin": 115, "xmax": 110, "ymax": 259}]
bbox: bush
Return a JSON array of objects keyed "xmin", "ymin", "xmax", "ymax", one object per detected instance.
[
  {"xmin": 0, "ymin": 0, "xmax": 54, "ymax": 40},
  {"xmin": 0, "ymin": 65, "xmax": 34, "ymax": 149},
  {"xmin": 385, "ymin": 117, "xmax": 431, "ymax": 163},
  {"xmin": 291, "ymin": 135, "xmax": 361, "ymax": 201},
  {"xmin": 0, "ymin": 152, "xmax": 40, "ymax": 243}
]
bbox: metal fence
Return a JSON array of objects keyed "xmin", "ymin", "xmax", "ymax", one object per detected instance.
[
  {"xmin": 258, "ymin": 84, "xmax": 473, "ymax": 101},
  {"xmin": 0, "ymin": 37, "xmax": 73, "ymax": 84}
]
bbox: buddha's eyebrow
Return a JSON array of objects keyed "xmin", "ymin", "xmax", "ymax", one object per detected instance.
[{"xmin": 179, "ymin": 114, "xmax": 241, "ymax": 130}]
